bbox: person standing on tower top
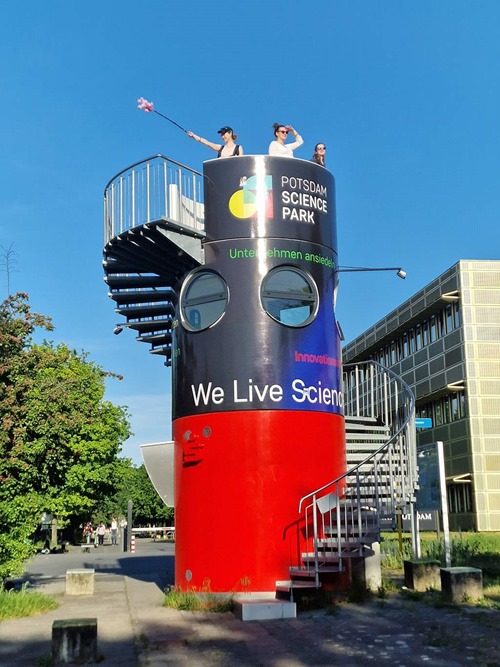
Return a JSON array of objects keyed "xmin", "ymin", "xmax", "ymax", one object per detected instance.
[
  {"xmin": 187, "ymin": 126, "xmax": 243, "ymax": 157},
  {"xmin": 268, "ymin": 123, "xmax": 303, "ymax": 157},
  {"xmin": 311, "ymin": 142, "xmax": 327, "ymax": 166}
]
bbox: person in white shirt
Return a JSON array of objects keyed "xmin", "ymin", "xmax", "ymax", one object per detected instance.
[
  {"xmin": 268, "ymin": 123, "xmax": 303, "ymax": 157},
  {"xmin": 110, "ymin": 516, "xmax": 118, "ymax": 545}
]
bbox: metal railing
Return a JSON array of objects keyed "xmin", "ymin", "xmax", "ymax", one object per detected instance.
[
  {"xmin": 296, "ymin": 361, "xmax": 417, "ymax": 587},
  {"xmin": 103, "ymin": 154, "xmax": 204, "ymax": 244}
]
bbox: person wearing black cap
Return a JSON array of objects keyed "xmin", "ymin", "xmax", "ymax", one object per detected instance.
[{"xmin": 187, "ymin": 126, "xmax": 243, "ymax": 157}]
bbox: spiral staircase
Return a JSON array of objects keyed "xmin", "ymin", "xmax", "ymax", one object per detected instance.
[
  {"xmin": 279, "ymin": 361, "xmax": 417, "ymax": 601},
  {"xmin": 103, "ymin": 155, "xmax": 418, "ymax": 605}
]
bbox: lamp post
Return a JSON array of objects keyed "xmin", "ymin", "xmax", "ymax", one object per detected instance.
[{"xmin": 338, "ymin": 266, "xmax": 406, "ymax": 279}]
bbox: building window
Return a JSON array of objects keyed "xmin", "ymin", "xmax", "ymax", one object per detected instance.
[
  {"xmin": 409, "ymin": 328, "xmax": 416, "ymax": 354},
  {"xmin": 448, "ymin": 483, "xmax": 472, "ymax": 514},
  {"xmin": 445, "ymin": 304, "xmax": 453, "ymax": 333},
  {"xmin": 423, "ymin": 320, "xmax": 429, "ymax": 346},
  {"xmin": 390, "ymin": 342, "xmax": 397, "ymax": 365},
  {"xmin": 261, "ymin": 267, "xmax": 318, "ymax": 326},
  {"xmin": 434, "ymin": 402, "xmax": 443, "ymax": 426},
  {"xmin": 438, "ymin": 310, "xmax": 446, "ymax": 337},
  {"xmin": 429, "ymin": 315, "xmax": 437, "ymax": 342},
  {"xmin": 180, "ymin": 270, "xmax": 228, "ymax": 331},
  {"xmin": 416, "ymin": 391, "xmax": 467, "ymax": 426},
  {"xmin": 454, "ymin": 302, "xmax": 461, "ymax": 328},
  {"xmin": 459, "ymin": 392, "xmax": 467, "ymax": 417},
  {"xmin": 402, "ymin": 333, "xmax": 409, "ymax": 358},
  {"xmin": 443, "ymin": 396, "xmax": 451, "ymax": 423}
]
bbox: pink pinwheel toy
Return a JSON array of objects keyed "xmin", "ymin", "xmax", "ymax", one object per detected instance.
[
  {"xmin": 137, "ymin": 97, "xmax": 154, "ymax": 112},
  {"xmin": 136, "ymin": 97, "xmax": 186, "ymax": 132}
]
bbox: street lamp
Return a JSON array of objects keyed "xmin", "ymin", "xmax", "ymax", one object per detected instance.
[
  {"xmin": 337, "ymin": 266, "xmax": 406, "ymax": 280},
  {"xmin": 113, "ymin": 322, "xmax": 132, "ymax": 335}
]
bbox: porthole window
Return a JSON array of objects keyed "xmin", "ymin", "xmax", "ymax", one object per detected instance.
[
  {"xmin": 180, "ymin": 270, "xmax": 228, "ymax": 331},
  {"xmin": 261, "ymin": 267, "xmax": 318, "ymax": 327}
]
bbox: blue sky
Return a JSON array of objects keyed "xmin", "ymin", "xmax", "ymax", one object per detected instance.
[{"xmin": 1, "ymin": 1, "xmax": 499, "ymax": 464}]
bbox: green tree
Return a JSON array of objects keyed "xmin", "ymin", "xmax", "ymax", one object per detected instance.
[
  {"xmin": 0, "ymin": 293, "xmax": 131, "ymax": 580},
  {"xmin": 97, "ymin": 461, "xmax": 174, "ymax": 526}
]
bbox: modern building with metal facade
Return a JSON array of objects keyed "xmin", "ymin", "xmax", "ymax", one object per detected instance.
[{"xmin": 343, "ymin": 259, "xmax": 500, "ymax": 532}]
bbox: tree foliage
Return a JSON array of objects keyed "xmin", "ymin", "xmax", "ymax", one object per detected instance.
[
  {"xmin": 0, "ymin": 293, "xmax": 131, "ymax": 580},
  {"xmin": 96, "ymin": 460, "xmax": 173, "ymax": 526}
]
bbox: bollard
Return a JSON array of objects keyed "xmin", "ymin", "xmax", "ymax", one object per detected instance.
[
  {"xmin": 52, "ymin": 618, "xmax": 97, "ymax": 664},
  {"xmin": 130, "ymin": 535, "xmax": 136, "ymax": 553},
  {"xmin": 66, "ymin": 569, "xmax": 95, "ymax": 596},
  {"xmin": 440, "ymin": 567, "xmax": 483, "ymax": 603}
]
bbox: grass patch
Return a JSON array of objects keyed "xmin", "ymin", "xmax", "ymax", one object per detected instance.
[
  {"xmin": 0, "ymin": 584, "xmax": 58, "ymax": 620},
  {"xmin": 164, "ymin": 582, "xmax": 233, "ymax": 613},
  {"xmin": 381, "ymin": 532, "xmax": 500, "ymax": 578},
  {"xmin": 381, "ymin": 532, "xmax": 500, "ymax": 610}
]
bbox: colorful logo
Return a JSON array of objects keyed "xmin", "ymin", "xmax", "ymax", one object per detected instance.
[{"xmin": 229, "ymin": 174, "xmax": 273, "ymax": 219}]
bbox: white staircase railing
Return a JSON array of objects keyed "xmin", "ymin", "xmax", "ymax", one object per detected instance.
[
  {"xmin": 103, "ymin": 154, "xmax": 204, "ymax": 244},
  {"xmin": 296, "ymin": 361, "xmax": 417, "ymax": 587}
]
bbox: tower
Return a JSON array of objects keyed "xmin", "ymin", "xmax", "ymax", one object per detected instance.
[
  {"xmin": 172, "ymin": 155, "xmax": 345, "ymax": 592},
  {"xmin": 103, "ymin": 152, "xmax": 347, "ymax": 592}
]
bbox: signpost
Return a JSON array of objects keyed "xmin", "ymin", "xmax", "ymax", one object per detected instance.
[
  {"xmin": 415, "ymin": 417, "xmax": 432, "ymax": 429},
  {"xmin": 415, "ymin": 441, "xmax": 451, "ymax": 567}
]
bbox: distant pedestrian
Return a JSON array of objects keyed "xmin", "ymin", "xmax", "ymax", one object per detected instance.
[
  {"xmin": 311, "ymin": 142, "xmax": 326, "ymax": 167},
  {"xmin": 269, "ymin": 123, "xmax": 303, "ymax": 157},
  {"xmin": 97, "ymin": 521, "xmax": 106, "ymax": 546},
  {"xmin": 110, "ymin": 517, "xmax": 118, "ymax": 545},
  {"xmin": 83, "ymin": 521, "xmax": 93, "ymax": 545}
]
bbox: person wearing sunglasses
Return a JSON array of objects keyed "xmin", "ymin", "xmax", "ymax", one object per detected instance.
[
  {"xmin": 311, "ymin": 143, "xmax": 327, "ymax": 167},
  {"xmin": 187, "ymin": 126, "xmax": 243, "ymax": 157},
  {"xmin": 268, "ymin": 123, "xmax": 303, "ymax": 157}
]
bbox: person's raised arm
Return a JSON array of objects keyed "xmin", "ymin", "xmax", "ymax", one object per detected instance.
[
  {"xmin": 286, "ymin": 125, "xmax": 303, "ymax": 149},
  {"xmin": 187, "ymin": 131, "xmax": 222, "ymax": 153}
]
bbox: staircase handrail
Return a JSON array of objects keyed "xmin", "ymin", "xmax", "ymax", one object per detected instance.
[
  {"xmin": 292, "ymin": 361, "xmax": 417, "ymax": 587},
  {"xmin": 298, "ymin": 360, "xmax": 416, "ymax": 513},
  {"xmin": 103, "ymin": 154, "xmax": 204, "ymax": 244}
]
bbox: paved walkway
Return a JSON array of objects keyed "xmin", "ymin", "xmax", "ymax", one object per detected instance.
[{"xmin": 1, "ymin": 544, "xmax": 498, "ymax": 666}]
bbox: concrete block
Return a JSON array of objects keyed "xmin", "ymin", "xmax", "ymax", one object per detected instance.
[
  {"xmin": 440, "ymin": 567, "xmax": 483, "ymax": 603},
  {"xmin": 351, "ymin": 543, "xmax": 382, "ymax": 592},
  {"xmin": 404, "ymin": 559, "xmax": 441, "ymax": 591},
  {"xmin": 52, "ymin": 618, "xmax": 97, "ymax": 664},
  {"xmin": 66, "ymin": 569, "xmax": 95, "ymax": 596},
  {"xmin": 233, "ymin": 599, "xmax": 296, "ymax": 621}
]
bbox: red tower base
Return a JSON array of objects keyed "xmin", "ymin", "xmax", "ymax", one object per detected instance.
[{"xmin": 174, "ymin": 410, "xmax": 345, "ymax": 593}]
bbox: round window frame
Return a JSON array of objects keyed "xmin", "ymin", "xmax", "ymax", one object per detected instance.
[
  {"xmin": 260, "ymin": 266, "xmax": 319, "ymax": 327},
  {"xmin": 179, "ymin": 269, "xmax": 229, "ymax": 332}
]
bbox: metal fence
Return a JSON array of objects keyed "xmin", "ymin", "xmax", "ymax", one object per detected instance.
[{"xmin": 103, "ymin": 154, "xmax": 204, "ymax": 244}]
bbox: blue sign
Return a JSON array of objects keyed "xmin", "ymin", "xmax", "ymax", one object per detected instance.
[{"xmin": 416, "ymin": 417, "xmax": 432, "ymax": 429}]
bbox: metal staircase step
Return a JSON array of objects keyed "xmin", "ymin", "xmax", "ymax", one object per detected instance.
[
  {"xmin": 109, "ymin": 289, "xmax": 175, "ymax": 305},
  {"xmin": 344, "ymin": 415, "xmax": 381, "ymax": 424},
  {"xmin": 116, "ymin": 302, "xmax": 175, "ymax": 318},
  {"xmin": 300, "ymin": 553, "xmax": 340, "ymax": 562},
  {"xmin": 105, "ymin": 274, "xmax": 173, "ymax": 289},
  {"xmin": 345, "ymin": 424, "xmax": 390, "ymax": 433},
  {"xmin": 346, "ymin": 433, "xmax": 390, "ymax": 442}
]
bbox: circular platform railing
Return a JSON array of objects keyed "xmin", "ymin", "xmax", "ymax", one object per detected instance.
[{"xmin": 103, "ymin": 154, "xmax": 204, "ymax": 244}]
